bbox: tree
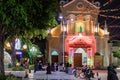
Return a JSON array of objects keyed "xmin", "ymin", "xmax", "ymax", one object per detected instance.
[
  {"xmin": 0, "ymin": 0, "xmax": 60, "ymax": 74},
  {"xmin": 21, "ymin": 38, "xmax": 41, "ymax": 64},
  {"xmin": 113, "ymin": 49, "xmax": 120, "ymax": 59}
]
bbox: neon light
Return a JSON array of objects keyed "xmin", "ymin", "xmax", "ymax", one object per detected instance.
[
  {"xmin": 51, "ymin": 51, "xmax": 58, "ymax": 55},
  {"xmin": 15, "ymin": 38, "xmax": 21, "ymax": 50},
  {"xmin": 30, "ymin": 47, "xmax": 37, "ymax": 52},
  {"xmin": 69, "ymin": 49, "xmax": 73, "ymax": 64},
  {"xmin": 87, "ymin": 58, "xmax": 91, "ymax": 65},
  {"xmin": 65, "ymin": 33, "xmax": 96, "ymax": 67},
  {"xmin": 16, "ymin": 51, "xmax": 22, "ymax": 55}
]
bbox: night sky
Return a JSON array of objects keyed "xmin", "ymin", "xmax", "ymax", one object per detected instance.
[
  {"xmin": 89, "ymin": 0, "xmax": 120, "ymax": 40},
  {"xmin": 89, "ymin": 0, "xmax": 120, "ymax": 26}
]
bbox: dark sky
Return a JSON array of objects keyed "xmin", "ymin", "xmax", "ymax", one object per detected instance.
[
  {"xmin": 90, "ymin": 0, "xmax": 120, "ymax": 26},
  {"xmin": 89, "ymin": 0, "xmax": 120, "ymax": 40},
  {"xmin": 88, "ymin": 0, "xmax": 120, "ymax": 40}
]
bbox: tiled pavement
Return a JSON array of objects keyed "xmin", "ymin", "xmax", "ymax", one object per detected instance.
[{"xmin": 27, "ymin": 69, "xmax": 120, "ymax": 80}]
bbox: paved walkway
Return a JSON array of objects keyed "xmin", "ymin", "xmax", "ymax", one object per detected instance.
[{"xmin": 28, "ymin": 69, "xmax": 120, "ymax": 80}]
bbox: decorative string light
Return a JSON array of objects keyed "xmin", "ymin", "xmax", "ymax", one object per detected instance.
[
  {"xmin": 102, "ymin": 0, "xmax": 112, "ymax": 7},
  {"xmin": 100, "ymin": 8, "xmax": 120, "ymax": 13},
  {"xmin": 99, "ymin": 14, "xmax": 120, "ymax": 19},
  {"xmin": 88, "ymin": 0, "xmax": 119, "ymax": 19},
  {"xmin": 103, "ymin": 1, "xmax": 109, "ymax": 7}
]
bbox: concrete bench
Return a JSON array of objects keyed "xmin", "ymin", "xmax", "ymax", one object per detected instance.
[{"xmin": 5, "ymin": 71, "xmax": 26, "ymax": 78}]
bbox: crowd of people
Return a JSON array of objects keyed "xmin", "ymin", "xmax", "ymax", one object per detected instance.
[
  {"xmin": 34, "ymin": 60, "xmax": 65, "ymax": 74},
  {"xmin": 34, "ymin": 61, "xmax": 94, "ymax": 76},
  {"xmin": 72, "ymin": 64, "xmax": 94, "ymax": 79},
  {"xmin": 33, "ymin": 60, "xmax": 119, "ymax": 80},
  {"xmin": 33, "ymin": 61, "xmax": 75, "ymax": 75}
]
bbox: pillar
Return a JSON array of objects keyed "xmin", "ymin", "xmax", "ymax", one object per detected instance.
[
  {"xmin": 103, "ymin": 36, "xmax": 109, "ymax": 67},
  {"xmin": 46, "ymin": 33, "xmax": 52, "ymax": 64}
]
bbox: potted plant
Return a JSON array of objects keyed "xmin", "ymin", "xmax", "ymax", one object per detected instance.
[
  {"xmin": 29, "ymin": 64, "xmax": 34, "ymax": 73},
  {"xmin": 12, "ymin": 66, "xmax": 25, "ymax": 71},
  {"xmin": 11, "ymin": 66, "xmax": 26, "ymax": 78}
]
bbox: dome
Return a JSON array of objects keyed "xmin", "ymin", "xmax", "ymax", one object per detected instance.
[{"xmin": 51, "ymin": 25, "xmax": 61, "ymax": 37}]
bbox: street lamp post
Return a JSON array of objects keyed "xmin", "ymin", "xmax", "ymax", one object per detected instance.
[
  {"xmin": 59, "ymin": 15, "xmax": 66, "ymax": 67},
  {"xmin": 62, "ymin": 25, "xmax": 65, "ymax": 67}
]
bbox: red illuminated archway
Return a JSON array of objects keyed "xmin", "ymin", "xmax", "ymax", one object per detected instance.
[{"xmin": 65, "ymin": 33, "xmax": 96, "ymax": 67}]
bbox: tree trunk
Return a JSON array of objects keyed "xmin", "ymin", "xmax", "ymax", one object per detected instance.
[
  {"xmin": 0, "ymin": 26, "xmax": 5, "ymax": 74},
  {"xmin": 11, "ymin": 40, "xmax": 16, "ymax": 67}
]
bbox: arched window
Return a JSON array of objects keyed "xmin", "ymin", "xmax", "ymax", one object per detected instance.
[
  {"xmin": 51, "ymin": 51, "xmax": 58, "ymax": 55},
  {"xmin": 80, "ymin": 26, "xmax": 82, "ymax": 33}
]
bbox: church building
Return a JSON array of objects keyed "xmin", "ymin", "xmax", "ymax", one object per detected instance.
[{"xmin": 46, "ymin": 0, "xmax": 111, "ymax": 68}]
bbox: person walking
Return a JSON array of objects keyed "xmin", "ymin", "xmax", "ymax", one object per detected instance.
[{"xmin": 107, "ymin": 65, "xmax": 119, "ymax": 80}]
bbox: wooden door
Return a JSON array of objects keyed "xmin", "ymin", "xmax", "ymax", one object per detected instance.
[
  {"xmin": 74, "ymin": 53, "xmax": 82, "ymax": 67},
  {"xmin": 52, "ymin": 55, "xmax": 58, "ymax": 63}
]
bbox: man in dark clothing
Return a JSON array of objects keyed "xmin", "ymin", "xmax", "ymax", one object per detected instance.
[
  {"xmin": 46, "ymin": 63, "xmax": 51, "ymax": 74},
  {"xmin": 107, "ymin": 65, "xmax": 119, "ymax": 80},
  {"xmin": 38, "ymin": 61, "xmax": 42, "ymax": 71},
  {"xmin": 34, "ymin": 61, "xmax": 39, "ymax": 73}
]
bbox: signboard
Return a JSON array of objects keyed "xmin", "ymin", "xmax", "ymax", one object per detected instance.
[
  {"xmin": 16, "ymin": 50, "xmax": 22, "ymax": 55},
  {"xmin": 94, "ymin": 55, "xmax": 103, "ymax": 68}
]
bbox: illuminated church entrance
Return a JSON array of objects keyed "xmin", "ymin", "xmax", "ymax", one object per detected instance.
[
  {"xmin": 74, "ymin": 53, "xmax": 82, "ymax": 67},
  {"xmin": 74, "ymin": 48, "xmax": 86, "ymax": 67},
  {"xmin": 65, "ymin": 33, "xmax": 96, "ymax": 67}
]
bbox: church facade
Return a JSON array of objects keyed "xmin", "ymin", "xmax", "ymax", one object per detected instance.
[{"xmin": 46, "ymin": 0, "xmax": 111, "ymax": 68}]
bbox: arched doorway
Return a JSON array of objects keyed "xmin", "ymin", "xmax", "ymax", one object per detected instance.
[
  {"xmin": 74, "ymin": 53, "xmax": 82, "ymax": 67},
  {"xmin": 51, "ymin": 51, "xmax": 58, "ymax": 63},
  {"xmin": 4, "ymin": 50, "xmax": 12, "ymax": 68},
  {"xmin": 74, "ymin": 48, "xmax": 86, "ymax": 67},
  {"xmin": 65, "ymin": 34, "xmax": 96, "ymax": 67}
]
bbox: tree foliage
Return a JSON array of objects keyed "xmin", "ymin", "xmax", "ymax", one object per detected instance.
[
  {"xmin": 0, "ymin": 0, "xmax": 60, "ymax": 39},
  {"xmin": 113, "ymin": 49, "xmax": 120, "ymax": 59},
  {"xmin": 0, "ymin": 0, "xmax": 60, "ymax": 74}
]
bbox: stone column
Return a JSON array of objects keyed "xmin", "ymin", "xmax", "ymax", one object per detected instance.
[
  {"xmin": 109, "ymin": 43, "xmax": 113, "ymax": 65},
  {"xmin": 47, "ymin": 34, "xmax": 52, "ymax": 64},
  {"xmin": 103, "ymin": 36, "xmax": 109, "ymax": 67},
  {"xmin": 95, "ymin": 33, "xmax": 100, "ymax": 52}
]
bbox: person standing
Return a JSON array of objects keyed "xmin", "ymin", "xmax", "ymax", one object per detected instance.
[
  {"xmin": 38, "ymin": 60, "xmax": 42, "ymax": 71},
  {"xmin": 68, "ymin": 64, "xmax": 73, "ymax": 75},
  {"xmin": 65, "ymin": 63, "xmax": 69, "ymax": 73},
  {"xmin": 51, "ymin": 63, "xmax": 55, "ymax": 72},
  {"xmin": 107, "ymin": 65, "xmax": 119, "ymax": 80},
  {"xmin": 46, "ymin": 63, "xmax": 51, "ymax": 74},
  {"xmin": 34, "ymin": 61, "xmax": 38, "ymax": 73},
  {"xmin": 58, "ymin": 63, "xmax": 64, "ymax": 71}
]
